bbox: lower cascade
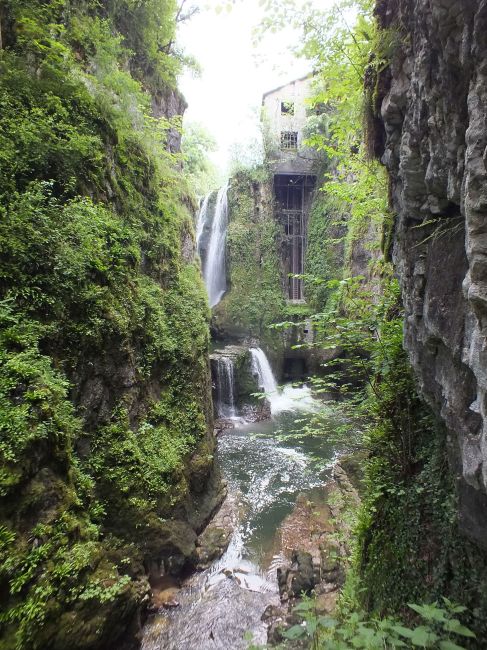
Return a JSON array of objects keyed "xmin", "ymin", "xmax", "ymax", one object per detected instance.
[
  {"xmin": 214, "ymin": 356, "xmax": 237, "ymax": 419},
  {"xmin": 250, "ymin": 347, "xmax": 317, "ymax": 414},
  {"xmin": 249, "ymin": 347, "xmax": 278, "ymax": 396}
]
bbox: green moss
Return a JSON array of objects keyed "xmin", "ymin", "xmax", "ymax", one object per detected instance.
[
  {"xmin": 304, "ymin": 189, "xmax": 346, "ymax": 311},
  {"xmin": 354, "ymin": 345, "xmax": 487, "ymax": 640},
  {"xmin": 212, "ymin": 167, "xmax": 286, "ymax": 351},
  {"xmin": 0, "ymin": 1, "xmax": 212, "ymax": 647}
]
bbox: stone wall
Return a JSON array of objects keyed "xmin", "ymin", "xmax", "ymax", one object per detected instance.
[{"xmin": 374, "ymin": 0, "xmax": 487, "ymax": 547}]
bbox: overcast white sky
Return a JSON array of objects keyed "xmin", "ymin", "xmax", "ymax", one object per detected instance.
[{"xmin": 177, "ymin": 0, "xmax": 331, "ymax": 175}]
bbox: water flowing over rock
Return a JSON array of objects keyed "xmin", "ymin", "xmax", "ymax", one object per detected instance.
[
  {"xmin": 204, "ymin": 184, "xmax": 229, "ymax": 308},
  {"xmin": 250, "ymin": 347, "xmax": 279, "ymax": 397},
  {"xmin": 250, "ymin": 347, "xmax": 317, "ymax": 415},
  {"xmin": 214, "ymin": 356, "xmax": 237, "ymax": 419},
  {"xmin": 195, "ymin": 192, "xmax": 211, "ymax": 261},
  {"xmin": 142, "ymin": 400, "xmax": 348, "ymax": 650},
  {"xmin": 373, "ymin": 0, "xmax": 487, "ymax": 547},
  {"xmin": 210, "ymin": 346, "xmax": 271, "ymax": 422}
]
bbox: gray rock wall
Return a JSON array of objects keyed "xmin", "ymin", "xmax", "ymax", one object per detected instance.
[{"xmin": 374, "ymin": 0, "xmax": 487, "ymax": 547}]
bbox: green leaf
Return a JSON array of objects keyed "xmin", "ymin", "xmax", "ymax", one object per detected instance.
[
  {"xmin": 318, "ymin": 616, "xmax": 338, "ymax": 628},
  {"xmin": 282, "ymin": 624, "xmax": 306, "ymax": 640},
  {"xmin": 306, "ymin": 619, "xmax": 317, "ymax": 636},
  {"xmin": 408, "ymin": 603, "xmax": 446, "ymax": 622},
  {"xmin": 392, "ymin": 625, "xmax": 414, "ymax": 639},
  {"xmin": 443, "ymin": 619, "xmax": 476, "ymax": 638},
  {"xmin": 438, "ymin": 641, "xmax": 466, "ymax": 650},
  {"xmin": 294, "ymin": 600, "xmax": 315, "ymax": 612},
  {"xmin": 410, "ymin": 626, "xmax": 438, "ymax": 647}
]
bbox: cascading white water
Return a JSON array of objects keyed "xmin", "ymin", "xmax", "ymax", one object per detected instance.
[
  {"xmin": 195, "ymin": 192, "xmax": 211, "ymax": 258},
  {"xmin": 215, "ymin": 356, "xmax": 237, "ymax": 419},
  {"xmin": 250, "ymin": 347, "xmax": 278, "ymax": 396},
  {"xmin": 250, "ymin": 347, "xmax": 317, "ymax": 415},
  {"xmin": 204, "ymin": 183, "xmax": 229, "ymax": 308}
]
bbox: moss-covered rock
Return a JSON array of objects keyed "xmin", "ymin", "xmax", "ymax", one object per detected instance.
[
  {"xmin": 211, "ymin": 168, "xmax": 287, "ymax": 360},
  {"xmin": 0, "ymin": 1, "xmax": 220, "ymax": 648}
]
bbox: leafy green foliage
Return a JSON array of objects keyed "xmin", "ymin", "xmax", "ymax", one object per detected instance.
[
  {"xmin": 281, "ymin": 597, "xmax": 475, "ymax": 649},
  {"xmin": 213, "ymin": 166, "xmax": 287, "ymax": 350},
  {"xmin": 256, "ymin": 0, "xmax": 487, "ymax": 644},
  {"xmin": 182, "ymin": 121, "xmax": 221, "ymax": 196},
  {"xmin": 0, "ymin": 0, "xmax": 211, "ymax": 647},
  {"xmin": 304, "ymin": 191, "xmax": 347, "ymax": 311}
]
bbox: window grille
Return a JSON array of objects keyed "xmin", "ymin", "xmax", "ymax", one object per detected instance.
[{"xmin": 280, "ymin": 131, "xmax": 298, "ymax": 150}]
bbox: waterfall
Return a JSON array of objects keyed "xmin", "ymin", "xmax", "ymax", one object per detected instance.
[
  {"xmin": 250, "ymin": 347, "xmax": 278, "ymax": 396},
  {"xmin": 204, "ymin": 183, "xmax": 229, "ymax": 308},
  {"xmin": 250, "ymin": 347, "xmax": 281, "ymax": 415},
  {"xmin": 215, "ymin": 356, "xmax": 236, "ymax": 419},
  {"xmin": 195, "ymin": 192, "xmax": 211, "ymax": 258},
  {"xmin": 250, "ymin": 347, "xmax": 317, "ymax": 415}
]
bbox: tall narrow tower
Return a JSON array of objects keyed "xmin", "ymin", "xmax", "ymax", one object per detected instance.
[{"xmin": 262, "ymin": 76, "xmax": 318, "ymax": 302}]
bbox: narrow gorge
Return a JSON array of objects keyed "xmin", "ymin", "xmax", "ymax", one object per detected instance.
[{"xmin": 1, "ymin": 1, "xmax": 487, "ymax": 650}]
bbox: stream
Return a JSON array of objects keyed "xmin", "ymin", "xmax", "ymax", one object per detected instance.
[{"xmin": 142, "ymin": 388, "xmax": 350, "ymax": 650}]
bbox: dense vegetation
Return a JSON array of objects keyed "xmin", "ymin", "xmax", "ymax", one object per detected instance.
[
  {"xmin": 0, "ymin": 2, "xmax": 214, "ymax": 648},
  {"xmin": 257, "ymin": 0, "xmax": 487, "ymax": 645},
  {"xmin": 2, "ymin": 0, "xmax": 486, "ymax": 647},
  {"xmin": 212, "ymin": 166, "xmax": 287, "ymax": 354}
]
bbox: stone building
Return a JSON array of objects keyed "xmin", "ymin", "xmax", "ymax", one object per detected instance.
[{"xmin": 262, "ymin": 75, "xmax": 318, "ymax": 301}]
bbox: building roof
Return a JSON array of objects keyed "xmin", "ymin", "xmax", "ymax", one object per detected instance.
[{"xmin": 262, "ymin": 73, "xmax": 313, "ymax": 102}]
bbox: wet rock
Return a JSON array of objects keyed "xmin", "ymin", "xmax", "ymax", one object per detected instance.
[
  {"xmin": 278, "ymin": 550, "xmax": 317, "ymax": 600},
  {"xmin": 162, "ymin": 600, "xmax": 180, "ymax": 609},
  {"xmin": 239, "ymin": 401, "xmax": 272, "ymax": 422},
  {"xmin": 315, "ymin": 589, "xmax": 339, "ymax": 615},
  {"xmin": 264, "ymin": 605, "xmax": 296, "ymax": 646},
  {"xmin": 214, "ymin": 418, "xmax": 235, "ymax": 433},
  {"xmin": 291, "ymin": 551, "xmax": 316, "ymax": 596},
  {"xmin": 267, "ymin": 621, "xmax": 286, "ymax": 646},
  {"xmin": 267, "ymin": 460, "xmax": 362, "ymax": 646},
  {"xmin": 374, "ymin": 0, "xmax": 487, "ymax": 548},
  {"xmin": 150, "ymin": 575, "xmax": 181, "ymax": 612},
  {"xmin": 194, "ymin": 492, "xmax": 238, "ymax": 570},
  {"xmin": 145, "ymin": 519, "xmax": 197, "ymax": 577},
  {"xmin": 261, "ymin": 604, "xmax": 287, "ymax": 623},
  {"xmin": 195, "ymin": 526, "xmax": 230, "ymax": 569}
]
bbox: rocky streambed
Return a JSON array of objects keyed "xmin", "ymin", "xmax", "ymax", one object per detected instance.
[{"xmin": 141, "ymin": 395, "xmax": 359, "ymax": 649}]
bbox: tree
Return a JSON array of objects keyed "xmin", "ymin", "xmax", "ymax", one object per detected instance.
[{"xmin": 181, "ymin": 121, "xmax": 221, "ymax": 196}]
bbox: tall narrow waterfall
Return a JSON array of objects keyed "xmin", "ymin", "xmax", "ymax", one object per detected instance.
[
  {"xmin": 204, "ymin": 183, "xmax": 229, "ymax": 308},
  {"xmin": 215, "ymin": 356, "xmax": 236, "ymax": 419},
  {"xmin": 195, "ymin": 192, "xmax": 211, "ymax": 258}
]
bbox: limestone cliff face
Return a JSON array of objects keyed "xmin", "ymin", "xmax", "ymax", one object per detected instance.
[{"xmin": 374, "ymin": 0, "xmax": 487, "ymax": 547}]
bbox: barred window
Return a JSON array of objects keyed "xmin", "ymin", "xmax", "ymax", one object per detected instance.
[{"xmin": 280, "ymin": 131, "xmax": 298, "ymax": 150}]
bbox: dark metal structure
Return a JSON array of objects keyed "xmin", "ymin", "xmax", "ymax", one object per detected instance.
[{"xmin": 274, "ymin": 174, "xmax": 316, "ymax": 301}]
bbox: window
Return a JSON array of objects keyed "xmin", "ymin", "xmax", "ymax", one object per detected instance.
[
  {"xmin": 280, "ymin": 131, "xmax": 298, "ymax": 150},
  {"xmin": 281, "ymin": 101, "xmax": 294, "ymax": 115}
]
